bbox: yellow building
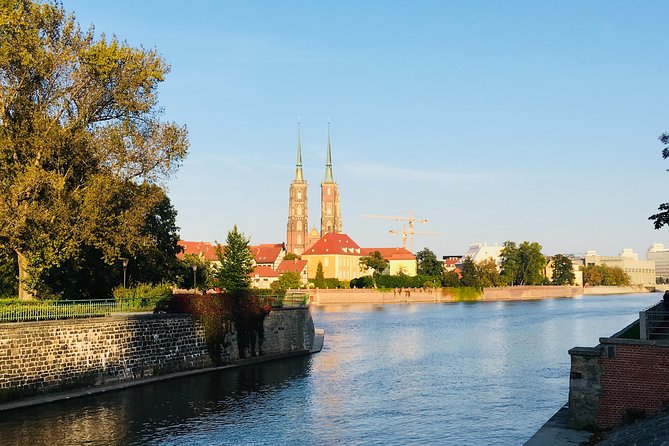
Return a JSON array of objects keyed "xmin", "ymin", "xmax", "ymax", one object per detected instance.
[
  {"xmin": 302, "ymin": 233, "xmax": 365, "ymax": 281},
  {"xmin": 361, "ymin": 247, "xmax": 417, "ymax": 276}
]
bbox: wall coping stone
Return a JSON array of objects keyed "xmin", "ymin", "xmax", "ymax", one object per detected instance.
[{"xmin": 569, "ymin": 346, "xmax": 601, "ymax": 357}]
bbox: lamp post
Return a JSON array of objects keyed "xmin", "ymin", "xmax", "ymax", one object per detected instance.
[
  {"xmin": 121, "ymin": 258, "xmax": 129, "ymax": 289},
  {"xmin": 192, "ymin": 264, "xmax": 198, "ymax": 291}
]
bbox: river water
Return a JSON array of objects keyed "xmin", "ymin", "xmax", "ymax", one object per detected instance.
[{"xmin": 0, "ymin": 293, "xmax": 660, "ymax": 445}]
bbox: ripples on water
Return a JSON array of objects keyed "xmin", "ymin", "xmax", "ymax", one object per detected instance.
[{"xmin": 0, "ymin": 294, "xmax": 659, "ymax": 445}]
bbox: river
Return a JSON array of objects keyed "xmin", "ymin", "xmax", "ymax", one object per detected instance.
[{"xmin": 0, "ymin": 293, "xmax": 659, "ymax": 445}]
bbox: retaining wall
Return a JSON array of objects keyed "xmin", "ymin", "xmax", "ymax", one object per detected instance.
[
  {"xmin": 568, "ymin": 338, "xmax": 669, "ymax": 430},
  {"xmin": 0, "ymin": 308, "xmax": 314, "ymax": 402},
  {"xmin": 309, "ymin": 286, "xmax": 586, "ymax": 304}
]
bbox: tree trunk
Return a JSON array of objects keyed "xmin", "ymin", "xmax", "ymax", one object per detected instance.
[{"xmin": 16, "ymin": 251, "xmax": 34, "ymax": 301}]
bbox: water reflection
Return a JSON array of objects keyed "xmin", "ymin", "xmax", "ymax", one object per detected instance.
[{"xmin": 0, "ymin": 294, "xmax": 661, "ymax": 446}]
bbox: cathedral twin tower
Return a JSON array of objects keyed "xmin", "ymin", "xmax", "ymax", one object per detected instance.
[{"xmin": 286, "ymin": 123, "xmax": 342, "ymax": 255}]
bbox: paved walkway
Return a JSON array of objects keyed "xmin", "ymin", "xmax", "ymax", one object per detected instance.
[
  {"xmin": 524, "ymin": 406, "xmax": 591, "ymax": 446},
  {"xmin": 526, "ymin": 406, "xmax": 669, "ymax": 446}
]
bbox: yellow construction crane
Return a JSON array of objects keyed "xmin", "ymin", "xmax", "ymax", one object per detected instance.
[
  {"xmin": 388, "ymin": 225, "xmax": 439, "ymax": 251},
  {"xmin": 364, "ymin": 210, "xmax": 436, "ymax": 252}
]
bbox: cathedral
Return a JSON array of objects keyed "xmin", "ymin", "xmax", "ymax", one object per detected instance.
[{"xmin": 286, "ymin": 123, "xmax": 342, "ymax": 255}]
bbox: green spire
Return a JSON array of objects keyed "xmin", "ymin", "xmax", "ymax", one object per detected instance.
[
  {"xmin": 324, "ymin": 121, "xmax": 334, "ymax": 183},
  {"xmin": 295, "ymin": 120, "xmax": 304, "ymax": 182}
]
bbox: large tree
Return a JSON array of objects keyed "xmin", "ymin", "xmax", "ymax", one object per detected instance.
[
  {"xmin": 359, "ymin": 250, "xmax": 388, "ymax": 283},
  {"xmin": 416, "ymin": 247, "xmax": 444, "ymax": 277},
  {"xmin": 551, "ymin": 254, "xmax": 575, "ymax": 286},
  {"xmin": 650, "ymin": 131, "xmax": 669, "ymax": 229},
  {"xmin": 0, "ymin": 1, "xmax": 188, "ymax": 298},
  {"xmin": 216, "ymin": 226, "xmax": 254, "ymax": 291},
  {"xmin": 500, "ymin": 240, "xmax": 546, "ymax": 285}
]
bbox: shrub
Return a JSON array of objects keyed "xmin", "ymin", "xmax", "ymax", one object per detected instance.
[
  {"xmin": 114, "ymin": 283, "xmax": 173, "ymax": 310},
  {"xmin": 160, "ymin": 290, "xmax": 271, "ymax": 364}
]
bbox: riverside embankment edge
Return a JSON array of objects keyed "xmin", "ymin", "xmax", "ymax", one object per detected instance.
[
  {"xmin": 307, "ymin": 285, "xmax": 652, "ymax": 305},
  {"xmin": 0, "ymin": 308, "xmax": 323, "ymax": 412}
]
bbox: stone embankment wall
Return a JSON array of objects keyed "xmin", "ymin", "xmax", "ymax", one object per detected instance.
[
  {"xmin": 568, "ymin": 337, "xmax": 669, "ymax": 430},
  {"xmin": 482, "ymin": 286, "xmax": 582, "ymax": 300},
  {"xmin": 582, "ymin": 285, "xmax": 650, "ymax": 295},
  {"xmin": 310, "ymin": 286, "xmax": 586, "ymax": 305},
  {"xmin": 0, "ymin": 308, "xmax": 314, "ymax": 403}
]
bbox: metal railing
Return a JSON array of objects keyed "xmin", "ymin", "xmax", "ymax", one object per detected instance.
[
  {"xmin": 0, "ymin": 299, "xmax": 154, "ymax": 323},
  {"xmin": 639, "ymin": 301, "xmax": 669, "ymax": 340},
  {"xmin": 282, "ymin": 292, "xmax": 310, "ymax": 307}
]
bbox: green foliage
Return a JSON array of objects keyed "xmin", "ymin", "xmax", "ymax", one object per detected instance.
[
  {"xmin": 113, "ymin": 283, "xmax": 172, "ymax": 310},
  {"xmin": 416, "ymin": 248, "xmax": 445, "ymax": 277},
  {"xmin": 477, "ymin": 258, "xmax": 503, "ymax": 287},
  {"xmin": 359, "ymin": 251, "xmax": 389, "ymax": 278},
  {"xmin": 163, "ymin": 291, "xmax": 270, "ymax": 364},
  {"xmin": 441, "ymin": 270, "xmax": 461, "ymax": 287},
  {"xmin": 583, "ymin": 264, "xmax": 631, "ymax": 286},
  {"xmin": 0, "ymin": 1, "xmax": 189, "ymax": 298},
  {"xmin": 500, "ymin": 240, "xmax": 546, "ymax": 285},
  {"xmin": 314, "ymin": 262, "xmax": 326, "ymax": 288},
  {"xmin": 324, "ymin": 278, "xmax": 343, "ymax": 289},
  {"xmin": 444, "ymin": 287, "xmax": 482, "ymax": 301},
  {"xmin": 216, "ymin": 226, "xmax": 254, "ymax": 291},
  {"xmin": 283, "ymin": 253, "xmax": 300, "ymax": 261},
  {"xmin": 274, "ymin": 272, "xmax": 302, "ymax": 291},
  {"xmin": 650, "ymin": 131, "xmax": 669, "ymax": 229},
  {"xmin": 35, "ymin": 191, "xmax": 183, "ymax": 300},
  {"xmin": 177, "ymin": 253, "xmax": 215, "ymax": 291},
  {"xmin": 459, "ymin": 257, "xmax": 481, "ymax": 288},
  {"xmin": 551, "ymin": 254, "xmax": 576, "ymax": 285},
  {"xmin": 350, "ymin": 276, "xmax": 375, "ymax": 288},
  {"xmin": 0, "ymin": 246, "xmax": 18, "ymax": 298}
]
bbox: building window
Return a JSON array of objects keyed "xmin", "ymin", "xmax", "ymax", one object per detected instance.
[{"xmin": 297, "ymin": 190, "xmax": 302, "ymax": 200}]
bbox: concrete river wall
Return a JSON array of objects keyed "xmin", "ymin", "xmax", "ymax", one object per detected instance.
[{"xmin": 0, "ymin": 308, "xmax": 315, "ymax": 403}]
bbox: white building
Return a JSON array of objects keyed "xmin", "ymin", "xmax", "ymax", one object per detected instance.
[
  {"xmin": 647, "ymin": 244, "xmax": 669, "ymax": 282},
  {"xmin": 584, "ymin": 249, "xmax": 655, "ymax": 286},
  {"xmin": 456, "ymin": 243, "xmax": 503, "ymax": 270}
]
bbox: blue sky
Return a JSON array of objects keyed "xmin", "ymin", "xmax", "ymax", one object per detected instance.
[{"xmin": 66, "ymin": 1, "xmax": 669, "ymax": 257}]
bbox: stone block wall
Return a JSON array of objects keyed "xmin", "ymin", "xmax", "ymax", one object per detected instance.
[
  {"xmin": 567, "ymin": 346, "xmax": 602, "ymax": 429},
  {"xmin": 261, "ymin": 307, "xmax": 315, "ymax": 355},
  {"xmin": 0, "ymin": 308, "xmax": 314, "ymax": 402},
  {"xmin": 0, "ymin": 313, "xmax": 209, "ymax": 401}
]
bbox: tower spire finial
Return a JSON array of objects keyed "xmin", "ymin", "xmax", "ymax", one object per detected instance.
[
  {"xmin": 295, "ymin": 119, "xmax": 304, "ymax": 182},
  {"xmin": 324, "ymin": 120, "xmax": 334, "ymax": 183}
]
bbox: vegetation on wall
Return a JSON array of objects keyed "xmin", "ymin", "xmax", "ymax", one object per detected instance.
[{"xmin": 162, "ymin": 291, "xmax": 271, "ymax": 364}]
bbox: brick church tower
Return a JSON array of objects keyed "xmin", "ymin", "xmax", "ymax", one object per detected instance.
[
  {"xmin": 320, "ymin": 123, "xmax": 342, "ymax": 236},
  {"xmin": 286, "ymin": 123, "xmax": 309, "ymax": 254}
]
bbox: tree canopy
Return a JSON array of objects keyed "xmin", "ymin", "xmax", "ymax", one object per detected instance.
[
  {"xmin": 359, "ymin": 251, "xmax": 388, "ymax": 278},
  {"xmin": 500, "ymin": 241, "xmax": 546, "ymax": 285},
  {"xmin": 216, "ymin": 226, "xmax": 254, "ymax": 291},
  {"xmin": 416, "ymin": 247, "xmax": 444, "ymax": 277},
  {"xmin": 650, "ymin": 131, "xmax": 669, "ymax": 229},
  {"xmin": 583, "ymin": 264, "xmax": 630, "ymax": 286},
  {"xmin": 551, "ymin": 254, "xmax": 575, "ymax": 285},
  {"xmin": 314, "ymin": 262, "xmax": 325, "ymax": 288},
  {"xmin": 0, "ymin": 1, "xmax": 189, "ymax": 298}
]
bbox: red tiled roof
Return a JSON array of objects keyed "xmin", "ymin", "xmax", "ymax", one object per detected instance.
[
  {"xmin": 303, "ymin": 233, "xmax": 361, "ymax": 256},
  {"xmin": 277, "ymin": 259, "xmax": 308, "ymax": 274},
  {"xmin": 250, "ymin": 265, "xmax": 280, "ymax": 278},
  {"xmin": 361, "ymin": 247, "xmax": 416, "ymax": 261},
  {"xmin": 443, "ymin": 257, "xmax": 461, "ymax": 267},
  {"xmin": 250, "ymin": 243, "xmax": 284, "ymax": 264},
  {"xmin": 177, "ymin": 240, "xmax": 220, "ymax": 262}
]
